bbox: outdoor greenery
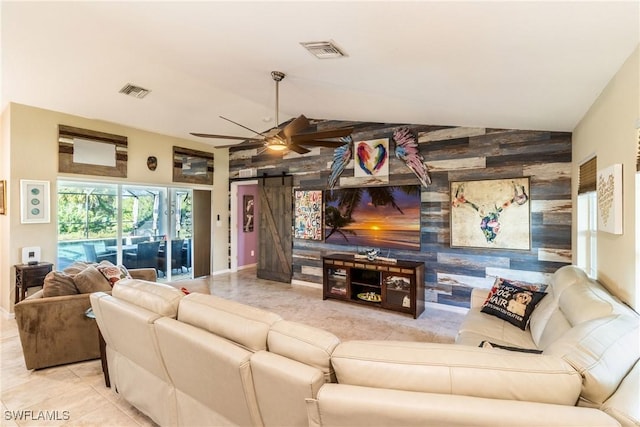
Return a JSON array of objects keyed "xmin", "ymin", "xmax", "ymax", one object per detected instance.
[
  {"xmin": 58, "ymin": 186, "xmax": 118, "ymax": 240},
  {"xmin": 57, "ymin": 184, "xmax": 191, "ymax": 241}
]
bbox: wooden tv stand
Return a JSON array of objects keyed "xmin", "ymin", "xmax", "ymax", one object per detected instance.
[{"xmin": 322, "ymin": 254, "xmax": 425, "ymax": 318}]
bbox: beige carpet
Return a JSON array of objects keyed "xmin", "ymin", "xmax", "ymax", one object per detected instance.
[{"xmin": 202, "ymin": 268, "xmax": 465, "ymax": 343}]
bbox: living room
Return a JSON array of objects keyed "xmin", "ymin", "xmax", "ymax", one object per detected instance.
[{"xmin": 0, "ymin": 2, "xmax": 639, "ymax": 426}]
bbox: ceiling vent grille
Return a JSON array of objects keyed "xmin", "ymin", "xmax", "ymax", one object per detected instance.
[
  {"xmin": 119, "ymin": 83, "xmax": 151, "ymax": 99},
  {"xmin": 300, "ymin": 41, "xmax": 346, "ymax": 59}
]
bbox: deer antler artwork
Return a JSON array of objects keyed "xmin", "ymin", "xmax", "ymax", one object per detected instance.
[{"xmin": 451, "ymin": 179, "xmax": 530, "ymax": 248}]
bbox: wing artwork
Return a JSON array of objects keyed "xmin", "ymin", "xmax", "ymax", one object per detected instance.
[
  {"xmin": 392, "ymin": 127, "xmax": 431, "ymax": 187},
  {"xmin": 328, "ymin": 136, "xmax": 353, "ymax": 189}
]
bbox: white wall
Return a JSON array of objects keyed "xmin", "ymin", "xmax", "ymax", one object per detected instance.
[
  {"xmin": 0, "ymin": 103, "xmax": 229, "ymax": 313},
  {"xmin": 572, "ymin": 45, "xmax": 639, "ymax": 310}
]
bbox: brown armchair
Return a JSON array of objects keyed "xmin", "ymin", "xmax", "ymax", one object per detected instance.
[{"xmin": 14, "ymin": 268, "xmax": 157, "ymax": 370}]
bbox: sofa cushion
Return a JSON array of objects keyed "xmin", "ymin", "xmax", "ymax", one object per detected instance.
[
  {"xmin": 177, "ymin": 293, "xmax": 282, "ymax": 352},
  {"xmin": 331, "ymin": 340, "xmax": 582, "ymax": 405},
  {"xmin": 154, "ymin": 317, "xmax": 261, "ymax": 427},
  {"xmin": 480, "ymin": 280, "xmax": 546, "ymax": 330},
  {"xmin": 601, "ymin": 359, "xmax": 640, "ymax": 427},
  {"xmin": 456, "ymin": 308, "xmax": 538, "ymax": 348},
  {"xmin": 307, "ymin": 384, "xmax": 621, "ymax": 427},
  {"xmin": 544, "ymin": 314, "xmax": 640, "ymax": 405},
  {"xmin": 112, "ymin": 279, "xmax": 184, "ymax": 318},
  {"xmin": 74, "ymin": 265, "xmax": 112, "ymax": 294},
  {"xmin": 42, "ymin": 271, "xmax": 79, "ymax": 297},
  {"xmin": 268, "ymin": 320, "xmax": 340, "ymax": 382},
  {"xmin": 558, "ymin": 281, "xmax": 614, "ymax": 326}
]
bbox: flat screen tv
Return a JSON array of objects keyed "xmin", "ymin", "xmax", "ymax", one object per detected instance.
[{"xmin": 324, "ymin": 185, "xmax": 421, "ymax": 251}]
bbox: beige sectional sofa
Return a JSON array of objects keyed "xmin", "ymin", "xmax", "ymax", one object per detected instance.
[
  {"xmin": 90, "ymin": 280, "xmax": 340, "ymax": 427},
  {"xmin": 90, "ymin": 265, "xmax": 639, "ymax": 427}
]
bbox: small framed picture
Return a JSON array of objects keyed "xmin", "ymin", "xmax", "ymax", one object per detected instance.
[
  {"xmin": 20, "ymin": 180, "xmax": 50, "ymax": 224},
  {"xmin": 243, "ymin": 195, "xmax": 255, "ymax": 232},
  {"xmin": 294, "ymin": 190, "xmax": 323, "ymax": 241}
]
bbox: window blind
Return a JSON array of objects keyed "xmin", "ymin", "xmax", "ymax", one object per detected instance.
[
  {"xmin": 578, "ymin": 157, "xmax": 597, "ymax": 194},
  {"xmin": 636, "ymin": 128, "xmax": 639, "ymax": 172}
]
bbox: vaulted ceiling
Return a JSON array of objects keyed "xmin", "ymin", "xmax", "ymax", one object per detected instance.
[{"xmin": 2, "ymin": 1, "xmax": 638, "ymax": 147}]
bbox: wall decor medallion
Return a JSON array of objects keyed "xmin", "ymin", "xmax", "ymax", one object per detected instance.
[
  {"xmin": 294, "ymin": 190, "xmax": 323, "ymax": 240},
  {"xmin": 450, "ymin": 177, "xmax": 531, "ymax": 250},
  {"xmin": 20, "ymin": 180, "xmax": 50, "ymax": 224},
  {"xmin": 147, "ymin": 156, "xmax": 158, "ymax": 171},
  {"xmin": 597, "ymin": 163, "xmax": 623, "ymax": 234}
]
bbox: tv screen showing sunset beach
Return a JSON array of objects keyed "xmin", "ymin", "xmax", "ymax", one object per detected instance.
[{"xmin": 324, "ymin": 185, "xmax": 421, "ymax": 251}]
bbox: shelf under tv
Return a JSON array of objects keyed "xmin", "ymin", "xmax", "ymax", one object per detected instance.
[{"xmin": 322, "ymin": 253, "xmax": 425, "ymax": 319}]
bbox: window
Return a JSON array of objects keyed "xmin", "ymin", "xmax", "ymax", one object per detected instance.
[
  {"xmin": 577, "ymin": 157, "xmax": 597, "ymax": 278},
  {"xmin": 57, "ymin": 180, "xmax": 193, "ymax": 282}
]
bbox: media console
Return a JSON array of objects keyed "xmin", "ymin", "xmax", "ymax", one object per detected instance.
[{"xmin": 322, "ymin": 253, "xmax": 425, "ymax": 318}]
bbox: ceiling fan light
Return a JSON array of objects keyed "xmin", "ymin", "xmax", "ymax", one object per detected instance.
[{"xmin": 267, "ymin": 142, "xmax": 287, "ymax": 151}]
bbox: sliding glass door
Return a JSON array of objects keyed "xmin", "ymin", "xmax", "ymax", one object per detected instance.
[
  {"xmin": 168, "ymin": 188, "xmax": 193, "ymax": 280},
  {"xmin": 57, "ymin": 180, "xmax": 193, "ymax": 282}
]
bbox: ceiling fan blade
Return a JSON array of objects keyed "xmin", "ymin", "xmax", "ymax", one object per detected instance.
[
  {"xmin": 219, "ymin": 116, "xmax": 268, "ymax": 137},
  {"xmin": 281, "ymin": 115, "xmax": 311, "ymax": 139},
  {"xmin": 190, "ymin": 132, "xmax": 264, "ymax": 141},
  {"xmin": 287, "ymin": 143, "xmax": 311, "ymax": 154},
  {"xmin": 290, "ymin": 127, "xmax": 354, "ymax": 143},
  {"xmin": 217, "ymin": 140, "xmax": 266, "ymax": 149},
  {"xmin": 297, "ymin": 140, "xmax": 348, "ymax": 148}
]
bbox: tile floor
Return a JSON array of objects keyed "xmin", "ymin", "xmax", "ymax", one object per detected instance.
[{"xmin": 1, "ymin": 268, "xmax": 464, "ymax": 426}]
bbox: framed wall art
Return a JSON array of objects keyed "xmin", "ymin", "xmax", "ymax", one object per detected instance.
[
  {"xmin": 173, "ymin": 146, "xmax": 214, "ymax": 185},
  {"xmin": 58, "ymin": 125, "xmax": 128, "ymax": 178},
  {"xmin": 243, "ymin": 195, "xmax": 255, "ymax": 232},
  {"xmin": 450, "ymin": 177, "xmax": 531, "ymax": 250},
  {"xmin": 20, "ymin": 180, "xmax": 50, "ymax": 224},
  {"xmin": 294, "ymin": 190, "xmax": 323, "ymax": 241},
  {"xmin": 339, "ymin": 137, "xmax": 389, "ymax": 186},
  {"xmin": 0, "ymin": 180, "xmax": 6, "ymax": 215},
  {"xmin": 597, "ymin": 163, "xmax": 623, "ymax": 235}
]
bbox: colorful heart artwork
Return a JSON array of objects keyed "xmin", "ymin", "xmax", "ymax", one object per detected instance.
[{"xmin": 354, "ymin": 138, "xmax": 389, "ymax": 178}]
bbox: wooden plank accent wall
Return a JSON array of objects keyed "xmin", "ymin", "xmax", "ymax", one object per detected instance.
[{"xmin": 229, "ymin": 120, "xmax": 572, "ymax": 309}]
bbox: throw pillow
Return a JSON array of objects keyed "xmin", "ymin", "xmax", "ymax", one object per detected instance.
[
  {"xmin": 96, "ymin": 262, "xmax": 132, "ymax": 286},
  {"xmin": 62, "ymin": 261, "xmax": 91, "ymax": 276},
  {"xmin": 74, "ymin": 265, "xmax": 112, "ymax": 294},
  {"xmin": 481, "ymin": 279, "xmax": 547, "ymax": 330},
  {"xmin": 42, "ymin": 271, "xmax": 79, "ymax": 297},
  {"xmin": 490, "ymin": 276, "xmax": 548, "ymax": 293}
]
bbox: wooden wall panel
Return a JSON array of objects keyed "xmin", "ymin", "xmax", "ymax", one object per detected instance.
[{"xmin": 229, "ymin": 120, "xmax": 572, "ymax": 309}]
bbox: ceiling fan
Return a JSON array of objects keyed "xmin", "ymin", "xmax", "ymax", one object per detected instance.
[{"xmin": 190, "ymin": 71, "xmax": 354, "ymax": 154}]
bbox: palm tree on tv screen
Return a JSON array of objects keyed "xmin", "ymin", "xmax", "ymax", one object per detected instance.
[{"xmin": 324, "ymin": 185, "xmax": 418, "ymax": 242}]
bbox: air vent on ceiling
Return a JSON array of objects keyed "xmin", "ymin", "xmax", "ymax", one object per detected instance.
[
  {"xmin": 119, "ymin": 83, "xmax": 151, "ymax": 99},
  {"xmin": 300, "ymin": 41, "xmax": 346, "ymax": 59}
]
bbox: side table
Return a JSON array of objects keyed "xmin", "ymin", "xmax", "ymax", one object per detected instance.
[
  {"xmin": 14, "ymin": 262, "xmax": 53, "ymax": 303},
  {"xmin": 85, "ymin": 307, "xmax": 110, "ymax": 387}
]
